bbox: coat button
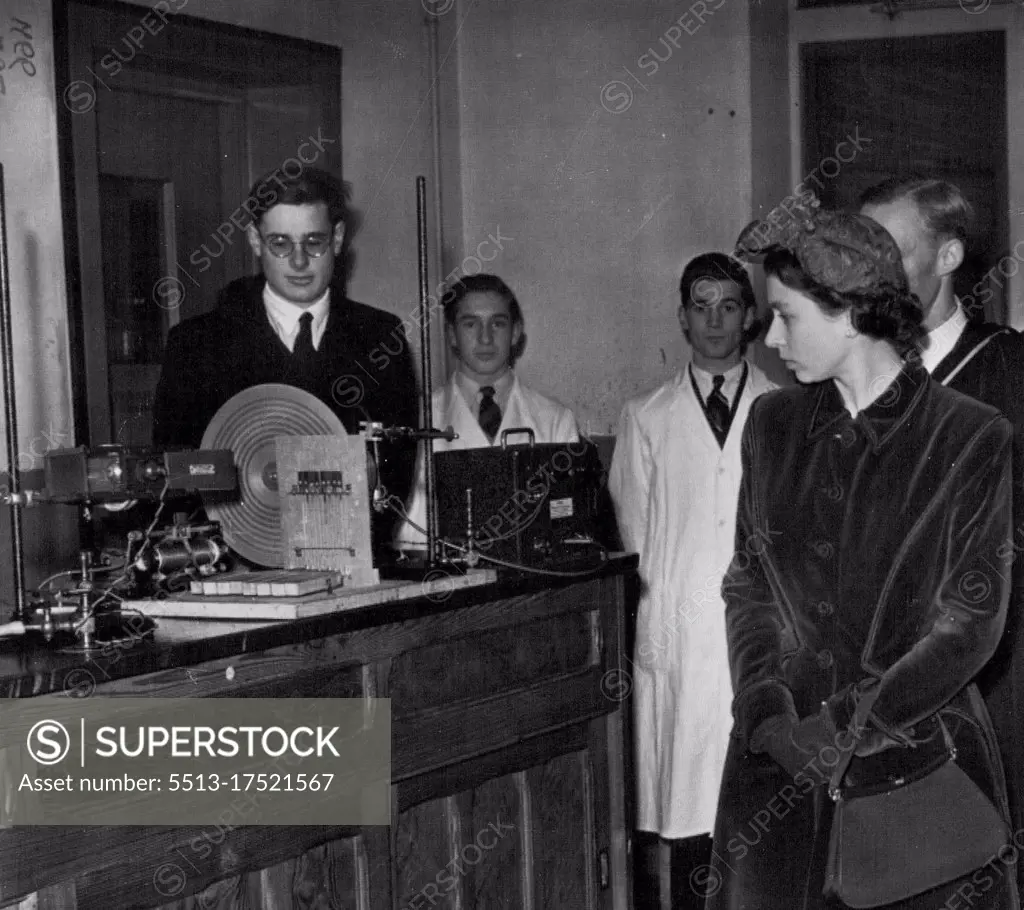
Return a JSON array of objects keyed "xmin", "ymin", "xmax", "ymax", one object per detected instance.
[
  {"xmin": 812, "ymin": 541, "xmax": 835, "ymax": 559},
  {"xmin": 841, "ymin": 427, "xmax": 857, "ymax": 448},
  {"xmin": 817, "ymin": 649, "xmax": 835, "ymax": 669},
  {"xmin": 826, "ymin": 483, "xmax": 843, "ymax": 502},
  {"xmin": 816, "ymin": 600, "xmax": 834, "ymax": 617}
]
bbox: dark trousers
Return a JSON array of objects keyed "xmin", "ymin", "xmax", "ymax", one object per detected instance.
[{"xmin": 634, "ymin": 831, "xmax": 713, "ymax": 910}]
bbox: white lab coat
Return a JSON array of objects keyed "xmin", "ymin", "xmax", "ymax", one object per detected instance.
[
  {"xmin": 608, "ymin": 359, "xmax": 776, "ymax": 839},
  {"xmin": 395, "ymin": 373, "xmax": 579, "ymax": 548}
]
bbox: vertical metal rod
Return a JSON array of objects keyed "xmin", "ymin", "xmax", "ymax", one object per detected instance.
[
  {"xmin": 426, "ymin": 12, "xmax": 446, "ymax": 359},
  {"xmin": 416, "ymin": 177, "xmax": 437, "ymax": 566},
  {"xmin": 0, "ymin": 164, "xmax": 27, "ymax": 619}
]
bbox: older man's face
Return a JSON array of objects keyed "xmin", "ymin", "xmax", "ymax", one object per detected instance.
[{"xmin": 860, "ymin": 198, "xmax": 942, "ymax": 315}]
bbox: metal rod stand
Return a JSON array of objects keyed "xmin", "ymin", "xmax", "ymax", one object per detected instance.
[
  {"xmin": 416, "ymin": 176, "xmax": 438, "ymax": 567},
  {"xmin": 0, "ymin": 163, "xmax": 27, "ymax": 620}
]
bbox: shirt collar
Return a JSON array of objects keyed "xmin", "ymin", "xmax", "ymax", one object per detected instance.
[
  {"xmin": 689, "ymin": 360, "xmax": 745, "ymax": 384},
  {"xmin": 689, "ymin": 359, "xmax": 746, "ymax": 402},
  {"xmin": 807, "ymin": 358, "xmax": 930, "ymax": 450},
  {"xmin": 454, "ymin": 367, "xmax": 514, "ymax": 406},
  {"xmin": 262, "ymin": 283, "xmax": 331, "ymax": 336},
  {"xmin": 921, "ymin": 299, "xmax": 968, "ymax": 374}
]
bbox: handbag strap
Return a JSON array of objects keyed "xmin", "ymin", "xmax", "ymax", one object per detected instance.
[
  {"xmin": 827, "ymin": 743, "xmax": 855, "ymax": 803},
  {"xmin": 826, "ymin": 685, "xmax": 882, "ymax": 801},
  {"xmin": 940, "ymin": 328, "xmax": 1012, "ymax": 387},
  {"xmin": 828, "ymin": 710, "xmax": 955, "ymax": 802}
]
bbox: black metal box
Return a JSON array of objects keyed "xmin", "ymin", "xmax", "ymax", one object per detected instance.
[{"xmin": 432, "ymin": 435, "xmax": 605, "ymax": 569}]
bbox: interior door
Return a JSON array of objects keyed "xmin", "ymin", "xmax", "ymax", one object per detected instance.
[
  {"xmin": 60, "ymin": 0, "xmax": 342, "ymax": 445},
  {"xmin": 801, "ymin": 31, "xmax": 1008, "ymax": 323}
]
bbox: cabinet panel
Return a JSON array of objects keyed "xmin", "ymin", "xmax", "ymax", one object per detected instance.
[
  {"xmin": 389, "ymin": 609, "xmax": 593, "ymax": 714},
  {"xmin": 148, "ymin": 834, "xmax": 368, "ymax": 910},
  {"xmin": 529, "ymin": 751, "xmax": 594, "ymax": 910},
  {"xmin": 469, "ymin": 774, "xmax": 524, "ymax": 909},
  {"xmin": 395, "ymin": 746, "xmax": 601, "ymax": 910}
]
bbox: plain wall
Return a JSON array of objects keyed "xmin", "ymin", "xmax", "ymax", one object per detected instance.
[{"xmin": 452, "ymin": 0, "xmax": 766, "ymax": 432}]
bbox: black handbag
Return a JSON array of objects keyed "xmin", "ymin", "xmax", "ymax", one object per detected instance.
[{"xmin": 822, "ymin": 712, "xmax": 1009, "ymax": 908}]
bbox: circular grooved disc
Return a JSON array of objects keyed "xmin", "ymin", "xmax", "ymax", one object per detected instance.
[{"xmin": 200, "ymin": 384, "xmax": 345, "ymax": 567}]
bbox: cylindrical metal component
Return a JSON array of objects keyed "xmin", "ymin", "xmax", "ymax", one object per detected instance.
[
  {"xmin": 138, "ymin": 539, "xmax": 190, "ymax": 573},
  {"xmin": 0, "ymin": 164, "xmax": 27, "ymax": 619},
  {"xmin": 77, "ymin": 609, "xmax": 95, "ymax": 650},
  {"xmin": 187, "ymin": 537, "xmax": 225, "ymax": 569},
  {"xmin": 137, "ymin": 536, "xmax": 225, "ymax": 574}
]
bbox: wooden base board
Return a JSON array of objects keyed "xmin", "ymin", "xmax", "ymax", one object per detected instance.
[{"xmin": 123, "ymin": 569, "xmax": 498, "ymax": 620}]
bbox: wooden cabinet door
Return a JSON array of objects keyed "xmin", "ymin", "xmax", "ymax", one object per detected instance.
[{"xmin": 394, "ymin": 727, "xmax": 618, "ymax": 910}]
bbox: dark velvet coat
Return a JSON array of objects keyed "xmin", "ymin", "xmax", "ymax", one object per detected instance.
[
  {"xmin": 934, "ymin": 321, "xmax": 1024, "ymax": 883},
  {"xmin": 151, "ymin": 275, "xmax": 419, "ymax": 547},
  {"xmin": 708, "ymin": 362, "xmax": 1018, "ymax": 910}
]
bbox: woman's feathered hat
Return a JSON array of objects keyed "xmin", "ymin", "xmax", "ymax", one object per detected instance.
[{"xmin": 734, "ymin": 193, "xmax": 909, "ymax": 296}]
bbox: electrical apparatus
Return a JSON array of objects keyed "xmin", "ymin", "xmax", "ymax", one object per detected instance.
[{"xmin": 431, "ymin": 430, "xmax": 607, "ymax": 572}]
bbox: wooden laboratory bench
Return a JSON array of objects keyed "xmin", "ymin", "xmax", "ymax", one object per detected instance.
[{"xmin": 0, "ymin": 554, "xmax": 638, "ymax": 910}]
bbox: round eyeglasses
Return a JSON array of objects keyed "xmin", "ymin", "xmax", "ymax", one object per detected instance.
[{"xmin": 259, "ymin": 232, "xmax": 332, "ymax": 259}]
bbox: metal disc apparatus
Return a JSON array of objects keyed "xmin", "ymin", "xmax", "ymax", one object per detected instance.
[{"xmin": 201, "ymin": 383, "xmax": 378, "ymax": 586}]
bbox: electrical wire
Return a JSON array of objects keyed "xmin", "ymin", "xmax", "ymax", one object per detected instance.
[
  {"xmin": 69, "ymin": 481, "xmax": 171, "ymax": 626},
  {"xmin": 37, "ymin": 561, "xmax": 127, "ymax": 592},
  {"xmin": 438, "ymin": 537, "xmax": 608, "ymax": 579},
  {"xmin": 386, "ymin": 484, "xmax": 548, "ymax": 547},
  {"xmin": 101, "ymin": 499, "xmax": 138, "ymax": 512},
  {"xmin": 471, "ymin": 493, "xmax": 548, "ymax": 545},
  {"xmin": 36, "ymin": 569, "xmax": 75, "ymax": 591},
  {"xmin": 384, "ymin": 497, "xmax": 609, "ymax": 579}
]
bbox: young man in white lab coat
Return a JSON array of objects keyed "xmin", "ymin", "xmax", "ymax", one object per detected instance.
[
  {"xmin": 394, "ymin": 274, "xmax": 579, "ymax": 550},
  {"xmin": 609, "ymin": 253, "xmax": 776, "ymax": 910}
]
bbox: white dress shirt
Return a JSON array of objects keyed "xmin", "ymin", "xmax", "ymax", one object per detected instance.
[
  {"xmin": 262, "ymin": 284, "xmax": 330, "ymax": 352},
  {"xmin": 920, "ymin": 299, "xmax": 968, "ymax": 374},
  {"xmin": 689, "ymin": 360, "xmax": 746, "ymax": 408},
  {"xmin": 452, "ymin": 367, "xmax": 515, "ymax": 420}
]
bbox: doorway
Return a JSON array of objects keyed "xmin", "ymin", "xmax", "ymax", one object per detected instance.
[
  {"xmin": 801, "ymin": 31, "xmax": 1008, "ymax": 323},
  {"xmin": 57, "ymin": 0, "xmax": 342, "ymax": 445}
]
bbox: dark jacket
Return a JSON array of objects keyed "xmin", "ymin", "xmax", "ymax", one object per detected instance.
[
  {"xmin": 933, "ymin": 321, "xmax": 1024, "ymax": 869},
  {"xmin": 152, "ymin": 275, "xmax": 419, "ymax": 547},
  {"xmin": 709, "ymin": 362, "xmax": 1017, "ymax": 910}
]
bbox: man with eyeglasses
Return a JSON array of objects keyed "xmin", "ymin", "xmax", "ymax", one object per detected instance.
[{"xmin": 152, "ymin": 166, "xmax": 418, "ymax": 549}]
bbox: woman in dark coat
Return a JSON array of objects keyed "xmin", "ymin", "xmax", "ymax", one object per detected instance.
[{"xmin": 707, "ymin": 202, "xmax": 1018, "ymax": 910}]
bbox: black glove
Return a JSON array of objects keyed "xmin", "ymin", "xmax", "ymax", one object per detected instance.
[{"xmin": 750, "ymin": 701, "xmax": 849, "ymax": 781}]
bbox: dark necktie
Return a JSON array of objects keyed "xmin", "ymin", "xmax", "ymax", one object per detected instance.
[
  {"xmin": 706, "ymin": 374, "xmax": 732, "ymax": 444},
  {"xmin": 293, "ymin": 311, "xmax": 315, "ymax": 358},
  {"xmin": 479, "ymin": 385, "xmax": 502, "ymax": 442}
]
